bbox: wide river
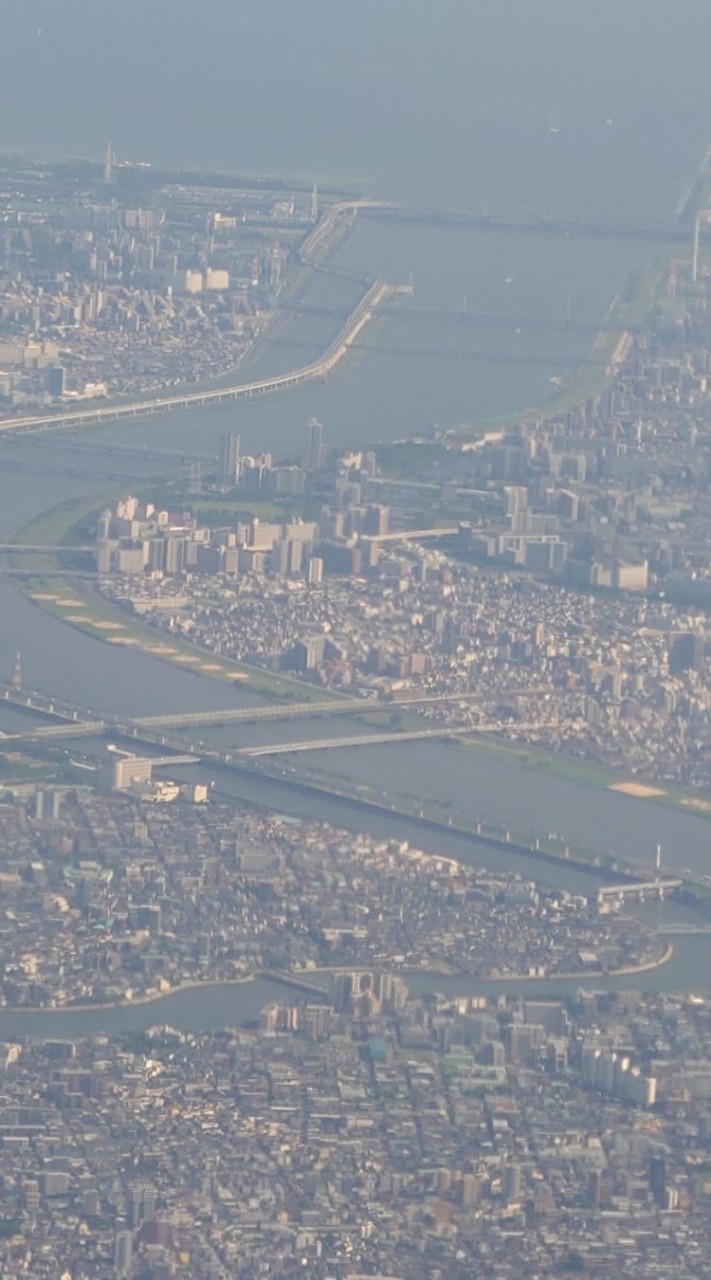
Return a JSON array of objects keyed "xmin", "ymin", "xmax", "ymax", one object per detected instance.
[{"xmin": 2, "ymin": 0, "xmax": 711, "ymax": 1033}]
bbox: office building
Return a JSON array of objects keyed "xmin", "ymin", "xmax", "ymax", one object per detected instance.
[
  {"xmin": 114, "ymin": 1227, "xmax": 133, "ymax": 1277},
  {"xmin": 363, "ymin": 504, "xmax": 390, "ymax": 536},
  {"xmin": 303, "ymin": 417, "xmax": 325, "ymax": 471},
  {"xmin": 219, "ymin": 432, "xmax": 241, "ymax": 488},
  {"xmin": 669, "ymin": 631, "xmax": 705, "ymax": 673},
  {"xmin": 308, "ymin": 556, "xmax": 323, "ymax": 585},
  {"xmin": 46, "ymin": 365, "xmax": 66, "ymax": 397}
]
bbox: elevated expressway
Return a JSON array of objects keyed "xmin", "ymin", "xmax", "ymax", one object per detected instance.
[
  {"xmin": 0, "ymin": 192, "xmax": 679, "ymax": 440},
  {"xmin": 0, "ymin": 278, "xmax": 409, "ymax": 437}
]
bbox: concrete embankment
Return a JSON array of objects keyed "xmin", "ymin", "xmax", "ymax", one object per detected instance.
[
  {"xmin": 212, "ymin": 758, "xmax": 634, "ymax": 885},
  {"xmin": 0, "ymin": 279, "xmax": 406, "ymax": 436}
]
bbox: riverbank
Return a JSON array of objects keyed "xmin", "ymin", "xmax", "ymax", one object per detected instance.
[
  {"xmin": 0, "ymin": 940, "xmax": 675, "ymax": 1020},
  {"xmin": 211, "ymin": 757, "xmax": 635, "ymax": 883},
  {"xmin": 8, "ymin": 495, "xmax": 353, "ymax": 705},
  {"xmin": 454, "ymin": 734, "xmax": 711, "ymax": 827},
  {"xmin": 18, "ymin": 967, "xmax": 325, "ymax": 1018},
  {"xmin": 454, "ymin": 259, "xmax": 666, "ymax": 434},
  {"xmin": 294, "ymin": 941, "xmax": 675, "ymax": 986},
  {"xmin": 11, "ymin": 490, "xmax": 711, "ymax": 850}
]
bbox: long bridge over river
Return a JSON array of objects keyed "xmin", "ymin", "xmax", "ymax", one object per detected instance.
[{"xmin": 0, "ymin": 682, "xmax": 536, "ymax": 734}]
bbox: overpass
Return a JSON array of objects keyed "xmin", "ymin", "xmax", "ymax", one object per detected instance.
[
  {"xmin": 360, "ymin": 527, "xmax": 458, "ymax": 545},
  {"xmin": 0, "ymin": 279, "xmax": 410, "ymax": 437},
  {"xmin": 597, "ymin": 878, "xmax": 682, "ymax": 906}
]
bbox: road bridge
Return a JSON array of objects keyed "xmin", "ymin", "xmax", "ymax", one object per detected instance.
[
  {"xmin": 0, "ymin": 681, "xmax": 556, "ymax": 738},
  {"xmin": 3, "ymin": 720, "xmax": 105, "ymax": 741},
  {"xmin": 597, "ymin": 878, "xmax": 682, "ymax": 905},
  {"xmin": 280, "ymin": 300, "xmax": 636, "ymax": 338},
  {"xmin": 0, "ymin": 569, "xmax": 100, "ymax": 579},
  {"xmin": 133, "ymin": 699, "xmax": 366, "ymax": 729},
  {"xmin": 133, "ymin": 753, "xmax": 196, "ymax": 768},
  {"xmin": 262, "ymin": 335, "xmax": 602, "ymax": 370},
  {"xmin": 360, "ymin": 527, "xmax": 458, "ymax": 544},
  {"xmin": 130, "ymin": 690, "xmax": 502, "ymax": 730},
  {"xmin": 0, "ymin": 456, "xmax": 156, "ymax": 484},
  {"xmin": 50, "ymin": 439, "xmax": 214, "ymax": 465},
  {"xmin": 0, "ymin": 544, "xmax": 93, "ymax": 554},
  {"xmin": 362, "ymin": 203, "xmax": 686, "ymax": 244},
  {"xmin": 655, "ymin": 923, "xmax": 711, "ymax": 935},
  {"xmin": 238, "ymin": 727, "xmax": 466, "ymax": 756}
]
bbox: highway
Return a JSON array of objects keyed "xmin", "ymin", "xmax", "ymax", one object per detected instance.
[
  {"xmin": 0, "ymin": 191, "xmax": 673, "ymax": 441},
  {"xmin": 0, "ymin": 279, "xmax": 409, "ymax": 437}
]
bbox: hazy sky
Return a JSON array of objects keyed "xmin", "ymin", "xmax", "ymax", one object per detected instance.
[{"xmin": 3, "ymin": 0, "xmax": 711, "ymax": 213}]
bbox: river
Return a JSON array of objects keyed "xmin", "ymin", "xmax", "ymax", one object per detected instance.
[{"xmin": 2, "ymin": 0, "xmax": 711, "ymax": 1033}]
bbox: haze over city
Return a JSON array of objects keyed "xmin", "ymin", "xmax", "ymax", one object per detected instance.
[{"xmin": 2, "ymin": 3, "xmax": 711, "ymax": 1277}]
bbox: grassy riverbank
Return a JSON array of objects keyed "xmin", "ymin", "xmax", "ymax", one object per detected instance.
[
  {"xmin": 11, "ymin": 494, "xmax": 711, "ymax": 831},
  {"xmin": 9, "ymin": 499, "xmax": 344, "ymax": 705},
  {"xmin": 527, "ymin": 262, "xmax": 662, "ymax": 420},
  {"xmin": 455, "ymin": 734, "xmax": 711, "ymax": 824}
]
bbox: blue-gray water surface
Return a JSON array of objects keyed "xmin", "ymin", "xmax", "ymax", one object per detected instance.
[
  {"xmin": 3, "ymin": 0, "xmax": 711, "ymax": 221},
  {"xmin": 2, "ymin": 1, "xmax": 711, "ymax": 1029}
]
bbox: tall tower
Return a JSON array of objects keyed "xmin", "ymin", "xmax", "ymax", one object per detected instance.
[
  {"xmin": 692, "ymin": 210, "xmax": 711, "ymax": 284},
  {"xmin": 104, "ymin": 142, "xmax": 115, "ymax": 185},
  {"xmin": 218, "ymin": 432, "xmax": 241, "ymax": 488},
  {"xmin": 303, "ymin": 418, "xmax": 324, "ymax": 471},
  {"xmin": 12, "ymin": 650, "xmax": 22, "ymax": 691},
  {"xmin": 310, "ymin": 182, "xmax": 319, "ymax": 223}
]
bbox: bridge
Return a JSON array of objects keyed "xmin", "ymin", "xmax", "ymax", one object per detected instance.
[
  {"xmin": 46, "ymin": 438, "xmax": 214, "ymax": 465},
  {"xmin": 597, "ymin": 878, "xmax": 682, "ymax": 906},
  {"xmin": 655, "ymin": 923, "xmax": 711, "ymax": 935},
  {"xmin": 0, "ymin": 544, "xmax": 93, "ymax": 554},
  {"xmin": 237, "ymin": 727, "xmax": 466, "ymax": 756},
  {"xmin": 0, "ymin": 279, "xmax": 410, "ymax": 437},
  {"xmin": 360, "ymin": 527, "xmax": 458, "ymax": 546},
  {"xmin": 0, "ymin": 682, "xmax": 551, "ymax": 737},
  {"xmin": 262, "ymin": 334, "xmax": 602, "ymax": 370},
  {"xmin": 361, "ymin": 202, "xmax": 687, "ymax": 244},
  {"xmin": 129, "ymin": 753, "xmax": 196, "ymax": 768},
  {"xmin": 131, "ymin": 690, "xmax": 526, "ymax": 729},
  {"xmin": 132, "ymin": 699, "xmax": 364, "ymax": 729},
  {"xmin": 279, "ymin": 300, "xmax": 637, "ymax": 339}
]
